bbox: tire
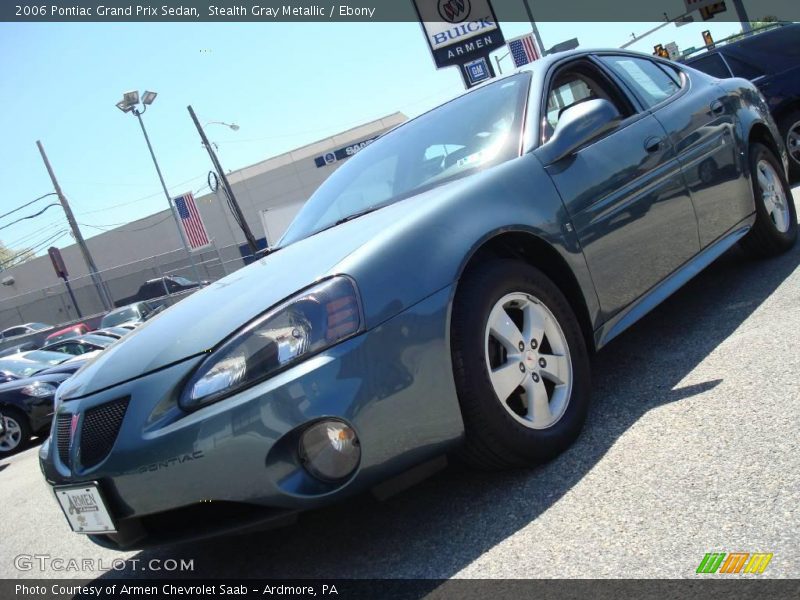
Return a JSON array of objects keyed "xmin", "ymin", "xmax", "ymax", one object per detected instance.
[
  {"xmin": 0, "ymin": 408, "xmax": 31, "ymax": 458},
  {"xmin": 778, "ymin": 110, "xmax": 800, "ymax": 182},
  {"xmin": 740, "ymin": 143, "xmax": 798, "ymax": 258},
  {"xmin": 450, "ymin": 260, "xmax": 591, "ymax": 469}
]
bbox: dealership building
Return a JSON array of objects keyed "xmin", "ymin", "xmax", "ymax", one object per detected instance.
[{"xmin": 0, "ymin": 113, "xmax": 405, "ymax": 324}]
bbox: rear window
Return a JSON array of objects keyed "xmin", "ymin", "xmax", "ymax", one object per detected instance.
[
  {"xmin": 688, "ymin": 54, "xmax": 732, "ymax": 79},
  {"xmin": 722, "ymin": 54, "xmax": 766, "ymax": 79}
]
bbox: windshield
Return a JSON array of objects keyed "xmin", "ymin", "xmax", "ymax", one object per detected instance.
[
  {"xmin": 23, "ymin": 350, "xmax": 71, "ymax": 365},
  {"xmin": 280, "ymin": 74, "xmax": 530, "ymax": 245},
  {"xmin": 79, "ymin": 335, "xmax": 114, "ymax": 348},
  {"xmin": 0, "ymin": 360, "xmax": 46, "ymax": 378},
  {"xmin": 101, "ymin": 307, "xmax": 139, "ymax": 327},
  {"xmin": 171, "ymin": 277, "xmax": 195, "ymax": 286}
]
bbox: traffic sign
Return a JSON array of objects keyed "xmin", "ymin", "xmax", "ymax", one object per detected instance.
[{"xmin": 48, "ymin": 246, "xmax": 68, "ymax": 280}]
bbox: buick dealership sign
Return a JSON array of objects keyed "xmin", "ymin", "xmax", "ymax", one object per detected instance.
[{"xmin": 412, "ymin": 0, "xmax": 504, "ymax": 70}]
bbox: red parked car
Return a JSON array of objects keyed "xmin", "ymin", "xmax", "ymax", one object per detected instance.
[{"xmin": 43, "ymin": 323, "xmax": 90, "ymax": 345}]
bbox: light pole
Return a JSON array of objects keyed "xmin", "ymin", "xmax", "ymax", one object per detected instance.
[
  {"xmin": 188, "ymin": 107, "xmax": 260, "ymax": 255},
  {"xmin": 521, "ymin": 0, "xmax": 545, "ymax": 56},
  {"xmin": 116, "ymin": 90, "xmax": 202, "ymax": 284}
]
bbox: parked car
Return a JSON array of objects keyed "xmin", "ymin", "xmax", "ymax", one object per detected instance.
[
  {"xmin": 0, "ymin": 341, "xmax": 38, "ymax": 358},
  {"xmin": 0, "ymin": 356, "xmax": 93, "ymax": 457},
  {"xmin": 114, "ymin": 276, "xmax": 207, "ymax": 307},
  {"xmin": 0, "ymin": 323, "xmax": 51, "ymax": 341},
  {"xmin": 0, "ymin": 351, "xmax": 73, "ymax": 384},
  {"xmin": 41, "ymin": 50, "xmax": 795, "ymax": 549},
  {"xmin": 41, "ymin": 333, "xmax": 117, "ymax": 357},
  {"xmin": 99, "ymin": 302, "xmax": 162, "ymax": 329},
  {"xmin": 44, "ymin": 323, "xmax": 91, "ymax": 345},
  {"xmin": 684, "ymin": 23, "xmax": 800, "ymax": 179}
]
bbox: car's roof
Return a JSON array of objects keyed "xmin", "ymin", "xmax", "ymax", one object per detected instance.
[{"xmin": 684, "ymin": 22, "xmax": 797, "ymax": 61}]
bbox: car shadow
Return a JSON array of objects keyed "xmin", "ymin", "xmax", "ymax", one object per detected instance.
[{"xmin": 94, "ymin": 234, "xmax": 799, "ymax": 580}]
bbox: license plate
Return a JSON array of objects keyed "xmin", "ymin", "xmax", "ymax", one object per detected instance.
[{"xmin": 54, "ymin": 484, "xmax": 116, "ymax": 534}]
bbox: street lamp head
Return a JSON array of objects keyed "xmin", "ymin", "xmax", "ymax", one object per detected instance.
[
  {"xmin": 116, "ymin": 100, "xmax": 134, "ymax": 113},
  {"xmin": 229, "ymin": 123, "xmax": 240, "ymax": 131},
  {"xmin": 123, "ymin": 90, "xmax": 140, "ymax": 107},
  {"xmin": 142, "ymin": 91, "xmax": 157, "ymax": 105}
]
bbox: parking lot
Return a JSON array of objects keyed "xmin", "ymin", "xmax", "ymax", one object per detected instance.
[{"xmin": 1, "ymin": 185, "xmax": 797, "ymax": 581}]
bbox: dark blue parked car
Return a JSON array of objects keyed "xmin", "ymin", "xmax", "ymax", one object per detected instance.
[
  {"xmin": 686, "ymin": 23, "xmax": 800, "ymax": 179},
  {"xmin": 41, "ymin": 49, "xmax": 796, "ymax": 549}
]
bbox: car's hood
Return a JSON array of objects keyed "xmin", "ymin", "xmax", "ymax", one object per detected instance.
[
  {"xmin": 58, "ymin": 190, "xmax": 453, "ymax": 400},
  {"xmin": 0, "ymin": 370, "xmax": 73, "ymax": 393}
]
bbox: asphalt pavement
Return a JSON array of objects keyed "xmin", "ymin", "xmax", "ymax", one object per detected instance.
[{"xmin": 1, "ymin": 187, "xmax": 798, "ymax": 580}]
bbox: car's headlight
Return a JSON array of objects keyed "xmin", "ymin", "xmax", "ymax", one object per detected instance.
[
  {"xmin": 21, "ymin": 382, "xmax": 57, "ymax": 398},
  {"xmin": 180, "ymin": 276, "xmax": 362, "ymax": 410}
]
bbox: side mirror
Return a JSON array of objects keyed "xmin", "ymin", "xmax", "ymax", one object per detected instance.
[{"xmin": 538, "ymin": 98, "xmax": 622, "ymax": 165}]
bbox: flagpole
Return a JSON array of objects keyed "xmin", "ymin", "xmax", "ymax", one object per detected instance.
[
  {"xmin": 134, "ymin": 109, "xmax": 202, "ymax": 285},
  {"xmin": 521, "ymin": 0, "xmax": 545, "ymax": 55}
]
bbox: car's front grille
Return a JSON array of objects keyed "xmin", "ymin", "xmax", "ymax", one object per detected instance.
[
  {"xmin": 55, "ymin": 414, "xmax": 72, "ymax": 466},
  {"xmin": 79, "ymin": 397, "xmax": 129, "ymax": 468}
]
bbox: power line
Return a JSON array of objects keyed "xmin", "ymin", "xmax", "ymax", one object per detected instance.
[
  {"xmin": 0, "ymin": 203, "xmax": 61, "ymax": 233},
  {"xmin": 3, "ymin": 221, "xmax": 64, "ymax": 248},
  {"xmin": 76, "ymin": 173, "xmax": 208, "ymax": 216},
  {"xmin": 0, "ymin": 192, "xmax": 57, "ymax": 222},
  {"xmin": 78, "ymin": 183, "xmax": 211, "ymax": 233},
  {"xmin": 0, "ymin": 230, "xmax": 68, "ymax": 270}
]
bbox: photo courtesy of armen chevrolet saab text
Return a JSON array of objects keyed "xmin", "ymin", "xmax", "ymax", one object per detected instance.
[{"xmin": 40, "ymin": 49, "xmax": 796, "ymax": 549}]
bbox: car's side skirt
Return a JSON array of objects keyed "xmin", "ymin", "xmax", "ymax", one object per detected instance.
[{"xmin": 594, "ymin": 217, "xmax": 754, "ymax": 349}]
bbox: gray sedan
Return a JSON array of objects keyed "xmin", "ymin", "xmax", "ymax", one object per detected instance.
[{"xmin": 40, "ymin": 49, "xmax": 796, "ymax": 548}]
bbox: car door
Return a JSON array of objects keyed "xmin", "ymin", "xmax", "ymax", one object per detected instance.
[
  {"xmin": 599, "ymin": 54, "xmax": 750, "ymax": 247},
  {"xmin": 536, "ymin": 56, "xmax": 699, "ymax": 322}
]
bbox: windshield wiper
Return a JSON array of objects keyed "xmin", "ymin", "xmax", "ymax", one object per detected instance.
[{"xmin": 334, "ymin": 206, "xmax": 381, "ymax": 226}]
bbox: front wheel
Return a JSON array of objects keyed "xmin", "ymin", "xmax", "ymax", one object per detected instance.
[
  {"xmin": 779, "ymin": 110, "xmax": 800, "ymax": 182},
  {"xmin": 0, "ymin": 409, "xmax": 31, "ymax": 457},
  {"xmin": 450, "ymin": 260, "xmax": 591, "ymax": 469},
  {"xmin": 740, "ymin": 143, "xmax": 797, "ymax": 258}
]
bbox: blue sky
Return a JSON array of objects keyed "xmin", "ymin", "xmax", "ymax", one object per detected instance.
[{"xmin": 0, "ymin": 17, "xmax": 744, "ymax": 256}]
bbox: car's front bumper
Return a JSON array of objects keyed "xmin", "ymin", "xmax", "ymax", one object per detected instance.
[{"xmin": 40, "ymin": 285, "xmax": 464, "ymax": 549}]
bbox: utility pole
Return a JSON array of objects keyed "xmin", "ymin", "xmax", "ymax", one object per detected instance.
[
  {"xmin": 36, "ymin": 140, "xmax": 112, "ymax": 311},
  {"xmin": 187, "ymin": 105, "xmax": 259, "ymax": 254},
  {"xmin": 521, "ymin": 0, "xmax": 545, "ymax": 56},
  {"xmin": 133, "ymin": 111, "xmax": 203, "ymax": 285}
]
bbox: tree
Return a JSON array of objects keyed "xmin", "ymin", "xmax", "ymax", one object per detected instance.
[
  {"xmin": 0, "ymin": 242, "xmax": 34, "ymax": 271},
  {"xmin": 748, "ymin": 15, "xmax": 780, "ymax": 30}
]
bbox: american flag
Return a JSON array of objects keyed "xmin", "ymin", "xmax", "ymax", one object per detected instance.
[
  {"xmin": 508, "ymin": 34, "xmax": 540, "ymax": 68},
  {"xmin": 173, "ymin": 192, "xmax": 210, "ymax": 249}
]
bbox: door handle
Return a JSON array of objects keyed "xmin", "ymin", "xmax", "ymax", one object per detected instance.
[
  {"xmin": 709, "ymin": 100, "xmax": 725, "ymax": 115},
  {"xmin": 644, "ymin": 136, "xmax": 662, "ymax": 153}
]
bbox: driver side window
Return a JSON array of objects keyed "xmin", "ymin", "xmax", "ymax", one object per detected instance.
[{"xmin": 543, "ymin": 62, "xmax": 633, "ymax": 144}]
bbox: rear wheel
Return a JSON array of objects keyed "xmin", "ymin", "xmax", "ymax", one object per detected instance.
[
  {"xmin": 0, "ymin": 409, "xmax": 31, "ymax": 457},
  {"xmin": 740, "ymin": 143, "xmax": 797, "ymax": 258},
  {"xmin": 451, "ymin": 260, "xmax": 591, "ymax": 469},
  {"xmin": 779, "ymin": 110, "xmax": 800, "ymax": 181}
]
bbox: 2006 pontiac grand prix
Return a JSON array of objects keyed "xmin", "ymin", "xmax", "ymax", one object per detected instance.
[{"xmin": 41, "ymin": 50, "xmax": 796, "ymax": 548}]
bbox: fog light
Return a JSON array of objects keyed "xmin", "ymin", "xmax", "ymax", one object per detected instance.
[{"xmin": 299, "ymin": 420, "xmax": 360, "ymax": 482}]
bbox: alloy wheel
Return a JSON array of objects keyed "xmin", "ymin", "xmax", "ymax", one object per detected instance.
[
  {"xmin": 756, "ymin": 159, "xmax": 791, "ymax": 233},
  {"xmin": 0, "ymin": 416, "xmax": 22, "ymax": 452},
  {"xmin": 787, "ymin": 121, "xmax": 800, "ymax": 168},
  {"xmin": 484, "ymin": 293, "xmax": 573, "ymax": 430}
]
